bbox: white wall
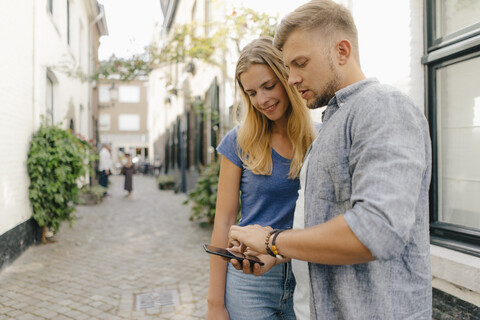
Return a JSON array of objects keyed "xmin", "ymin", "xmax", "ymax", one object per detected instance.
[
  {"xmin": 0, "ymin": 1, "xmax": 36, "ymax": 236},
  {"xmin": 0, "ymin": 0, "xmax": 97, "ymax": 236},
  {"xmin": 34, "ymin": 0, "xmax": 91, "ymax": 135}
]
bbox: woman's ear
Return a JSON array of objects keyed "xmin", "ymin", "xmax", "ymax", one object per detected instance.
[{"xmin": 336, "ymin": 39, "xmax": 352, "ymax": 65}]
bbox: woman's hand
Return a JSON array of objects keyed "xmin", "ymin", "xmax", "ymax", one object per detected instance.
[
  {"xmin": 230, "ymin": 253, "xmax": 280, "ymax": 276},
  {"xmin": 228, "ymin": 224, "xmax": 272, "ymax": 254},
  {"xmin": 206, "ymin": 303, "xmax": 230, "ymax": 320}
]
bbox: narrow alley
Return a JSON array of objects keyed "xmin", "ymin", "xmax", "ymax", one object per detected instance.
[{"xmin": 0, "ymin": 175, "xmax": 212, "ymax": 319}]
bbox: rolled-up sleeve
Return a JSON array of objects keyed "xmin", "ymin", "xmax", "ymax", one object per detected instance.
[{"xmin": 344, "ymin": 92, "xmax": 428, "ymax": 261}]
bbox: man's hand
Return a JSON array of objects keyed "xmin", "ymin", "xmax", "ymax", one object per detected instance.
[{"xmin": 228, "ymin": 225, "xmax": 272, "ymax": 254}]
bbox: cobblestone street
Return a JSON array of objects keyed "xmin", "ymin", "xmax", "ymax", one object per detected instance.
[{"xmin": 0, "ymin": 175, "xmax": 212, "ymax": 319}]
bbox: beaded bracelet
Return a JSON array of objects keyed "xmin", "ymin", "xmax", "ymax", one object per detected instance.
[
  {"xmin": 271, "ymin": 229, "xmax": 287, "ymax": 259},
  {"xmin": 265, "ymin": 229, "xmax": 279, "ymax": 257}
]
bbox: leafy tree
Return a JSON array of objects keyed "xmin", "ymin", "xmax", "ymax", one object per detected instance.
[{"xmin": 93, "ymin": 8, "xmax": 278, "ymax": 81}]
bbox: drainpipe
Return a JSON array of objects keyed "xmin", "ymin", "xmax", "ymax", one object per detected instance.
[
  {"xmin": 89, "ymin": 3, "xmax": 105, "ymax": 141},
  {"xmin": 32, "ymin": 0, "xmax": 36, "ymax": 131}
]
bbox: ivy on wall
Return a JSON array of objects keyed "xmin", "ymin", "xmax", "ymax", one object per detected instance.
[{"xmin": 27, "ymin": 120, "xmax": 93, "ymax": 243}]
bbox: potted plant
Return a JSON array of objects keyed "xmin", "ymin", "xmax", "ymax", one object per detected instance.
[
  {"xmin": 77, "ymin": 185, "xmax": 107, "ymax": 205},
  {"xmin": 157, "ymin": 174, "xmax": 176, "ymax": 190},
  {"xmin": 183, "ymin": 160, "xmax": 220, "ymax": 226}
]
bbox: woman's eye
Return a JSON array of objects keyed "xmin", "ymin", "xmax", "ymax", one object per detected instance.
[
  {"xmin": 247, "ymin": 92, "xmax": 256, "ymax": 97},
  {"xmin": 265, "ymin": 84, "xmax": 276, "ymax": 90}
]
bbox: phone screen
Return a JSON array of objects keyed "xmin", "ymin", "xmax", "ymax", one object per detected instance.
[{"xmin": 203, "ymin": 244, "xmax": 264, "ymax": 266}]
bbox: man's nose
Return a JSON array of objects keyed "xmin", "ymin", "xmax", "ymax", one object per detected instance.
[{"xmin": 288, "ymin": 70, "xmax": 301, "ymax": 87}]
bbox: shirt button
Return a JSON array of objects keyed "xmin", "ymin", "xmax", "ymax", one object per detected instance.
[{"xmin": 339, "ymin": 102, "xmax": 344, "ymax": 107}]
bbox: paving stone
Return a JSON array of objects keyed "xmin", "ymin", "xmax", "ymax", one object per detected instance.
[
  {"xmin": 16, "ymin": 313, "xmax": 42, "ymax": 320},
  {"xmin": 6, "ymin": 309, "xmax": 23, "ymax": 317},
  {"xmin": 0, "ymin": 175, "xmax": 211, "ymax": 319}
]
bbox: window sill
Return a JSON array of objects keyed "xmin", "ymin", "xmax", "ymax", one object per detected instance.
[{"xmin": 431, "ymin": 244, "xmax": 480, "ymax": 306}]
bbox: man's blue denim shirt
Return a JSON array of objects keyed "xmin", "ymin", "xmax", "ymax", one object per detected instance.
[{"xmin": 304, "ymin": 78, "xmax": 432, "ymax": 319}]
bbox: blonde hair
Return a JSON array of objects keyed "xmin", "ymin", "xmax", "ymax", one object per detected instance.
[
  {"xmin": 234, "ymin": 36, "xmax": 316, "ymax": 179},
  {"xmin": 273, "ymin": 0, "xmax": 360, "ymax": 62}
]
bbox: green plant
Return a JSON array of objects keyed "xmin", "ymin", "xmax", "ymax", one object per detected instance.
[
  {"xmin": 184, "ymin": 160, "xmax": 221, "ymax": 225},
  {"xmin": 76, "ymin": 185, "xmax": 107, "ymax": 205},
  {"xmin": 157, "ymin": 175, "xmax": 176, "ymax": 190},
  {"xmin": 27, "ymin": 120, "xmax": 91, "ymax": 243}
]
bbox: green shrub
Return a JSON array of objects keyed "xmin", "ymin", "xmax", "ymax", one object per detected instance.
[
  {"xmin": 27, "ymin": 121, "xmax": 91, "ymax": 243},
  {"xmin": 157, "ymin": 175, "xmax": 176, "ymax": 190},
  {"xmin": 184, "ymin": 160, "xmax": 220, "ymax": 225},
  {"xmin": 76, "ymin": 185, "xmax": 107, "ymax": 205}
]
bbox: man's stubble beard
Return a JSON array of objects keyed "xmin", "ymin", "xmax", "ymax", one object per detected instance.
[{"xmin": 307, "ymin": 58, "xmax": 342, "ymax": 110}]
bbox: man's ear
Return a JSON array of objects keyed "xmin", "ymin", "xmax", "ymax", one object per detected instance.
[{"xmin": 335, "ymin": 39, "xmax": 352, "ymax": 65}]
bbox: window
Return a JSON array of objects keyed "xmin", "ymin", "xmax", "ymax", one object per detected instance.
[
  {"xmin": 433, "ymin": 0, "xmax": 480, "ymax": 46},
  {"xmin": 118, "ymin": 85, "xmax": 140, "ymax": 103},
  {"xmin": 208, "ymin": 78, "xmax": 219, "ymax": 161},
  {"xmin": 79, "ymin": 20, "xmax": 84, "ymax": 69},
  {"xmin": 424, "ymin": 0, "xmax": 480, "ymax": 256},
  {"xmin": 118, "ymin": 114, "xmax": 140, "ymax": 131},
  {"xmin": 99, "ymin": 85, "xmax": 110, "ymax": 103},
  {"xmin": 99, "ymin": 114, "xmax": 111, "ymax": 131}
]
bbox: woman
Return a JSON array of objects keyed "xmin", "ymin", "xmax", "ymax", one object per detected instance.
[
  {"xmin": 207, "ymin": 37, "xmax": 317, "ymax": 320},
  {"xmin": 123, "ymin": 153, "xmax": 134, "ymax": 197}
]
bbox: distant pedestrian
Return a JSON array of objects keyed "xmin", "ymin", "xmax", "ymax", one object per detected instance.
[
  {"xmin": 123, "ymin": 153, "xmax": 134, "ymax": 197},
  {"xmin": 98, "ymin": 144, "xmax": 112, "ymax": 194}
]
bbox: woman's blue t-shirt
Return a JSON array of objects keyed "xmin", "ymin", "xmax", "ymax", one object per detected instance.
[{"xmin": 217, "ymin": 126, "xmax": 299, "ymax": 229}]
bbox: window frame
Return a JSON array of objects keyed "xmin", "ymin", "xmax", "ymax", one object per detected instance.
[{"xmin": 423, "ymin": 0, "xmax": 480, "ymax": 257}]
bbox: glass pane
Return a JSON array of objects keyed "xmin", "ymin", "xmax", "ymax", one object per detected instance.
[
  {"xmin": 99, "ymin": 114, "xmax": 110, "ymax": 131},
  {"xmin": 436, "ymin": 55, "xmax": 480, "ymax": 229},
  {"xmin": 435, "ymin": 0, "xmax": 480, "ymax": 39},
  {"xmin": 118, "ymin": 85, "xmax": 140, "ymax": 103},
  {"xmin": 99, "ymin": 85, "xmax": 110, "ymax": 103},
  {"xmin": 118, "ymin": 114, "xmax": 140, "ymax": 131}
]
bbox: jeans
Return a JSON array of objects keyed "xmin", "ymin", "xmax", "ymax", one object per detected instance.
[
  {"xmin": 99, "ymin": 170, "xmax": 109, "ymax": 188},
  {"xmin": 225, "ymin": 262, "xmax": 296, "ymax": 320}
]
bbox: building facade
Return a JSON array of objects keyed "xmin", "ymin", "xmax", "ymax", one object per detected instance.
[
  {"xmin": 0, "ymin": 0, "xmax": 107, "ymax": 269},
  {"xmin": 98, "ymin": 78, "xmax": 150, "ymax": 173},
  {"xmin": 148, "ymin": 0, "xmax": 230, "ymax": 192}
]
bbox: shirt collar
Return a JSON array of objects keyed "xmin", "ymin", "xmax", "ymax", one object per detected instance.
[
  {"xmin": 334, "ymin": 78, "xmax": 379, "ymax": 106},
  {"xmin": 322, "ymin": 78, "xmax": 378, "ymax": 123}
]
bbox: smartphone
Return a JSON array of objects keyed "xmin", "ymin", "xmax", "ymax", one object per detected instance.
[{"xmin": 203, "ymin": 244, "xmax": 264, "ymax": 266}]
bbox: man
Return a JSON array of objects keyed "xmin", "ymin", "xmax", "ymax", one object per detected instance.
[
  {"xmin": 98, "ymin": 144, "xmax": 112, "ymax": 191},
  {"xmin": 228, "ymin": 0, "xmax": 432, "ymax": 319}
]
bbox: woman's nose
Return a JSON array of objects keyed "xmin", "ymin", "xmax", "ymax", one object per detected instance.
[{"xmin": 256, "ymin": 91, "xmax": 269, "ymax": 107}]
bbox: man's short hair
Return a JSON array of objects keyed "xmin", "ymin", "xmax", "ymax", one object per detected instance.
[{"xmin": 273, "ymin": 0, "xmax": 359, "ymax": 62}]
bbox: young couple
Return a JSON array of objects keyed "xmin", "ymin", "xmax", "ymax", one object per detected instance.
[{"xmin": 208, "ymin": 1, "xmax": 432, "ymax": 319}]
